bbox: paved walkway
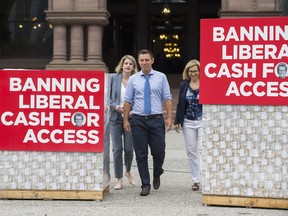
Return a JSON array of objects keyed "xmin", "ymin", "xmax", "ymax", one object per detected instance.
[{"xmin": 0, "ymin": 130, "xmax": 286, "ymax": 216}]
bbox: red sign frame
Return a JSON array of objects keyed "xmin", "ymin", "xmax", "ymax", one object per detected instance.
[
  {"xmin": 0, "ymin": 70, "xmax": 105, "ymax": 152},
  {"xmin": 200, "ymin": 17, "xmax": 288, "ymax": 105}
]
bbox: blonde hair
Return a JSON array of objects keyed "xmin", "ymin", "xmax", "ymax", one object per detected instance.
[
  {"xmin": 115, "ymin": 55, "xmax": 138, "ymax": 74},
  {"xmin": 182, "ymin": 59, "xmax": 200, "ymax": 80}
]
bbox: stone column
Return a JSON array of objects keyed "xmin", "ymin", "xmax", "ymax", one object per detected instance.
[
  {"xmin": 70, "ymin": 25, "xmax": 84, "ymax": 63},
  {"xmin": 98, "ymin": 0, "xmax": 107, "ymax": 10},
  {"xmin": 87, "ymin": 25, "xmax": 104, "ymax": 65},
  {"xmin": 45, "ymin": 0, "xmax": 109, "ymax": 70},
  {"xmin": 51, "ymin": 24, "xmax": 67, "ymax": 64}
]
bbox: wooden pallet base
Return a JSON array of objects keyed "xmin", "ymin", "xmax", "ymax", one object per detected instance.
[
  {"xmin": 0, "ymin": 185, "xmax": 109, "ymax": 201},
  {"xmin": 203, "ymin": 195, "xmax": 288, "ymax": 209}
]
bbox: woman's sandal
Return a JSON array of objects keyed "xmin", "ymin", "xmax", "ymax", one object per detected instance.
[{"xmin": 192, "ymin": 183, "xmax": 199, "ymax": 191}]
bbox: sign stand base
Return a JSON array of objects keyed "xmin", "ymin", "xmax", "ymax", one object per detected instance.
[
  {"xmin": 0, "ymin": 186, "xmax": 109, "ymax": 201},
  {"xmin": 203, "ymin": 195, "xmax": 288, "ymax": 209}
]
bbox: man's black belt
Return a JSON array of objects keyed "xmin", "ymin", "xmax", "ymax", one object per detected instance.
[{"xmin": 135, "ymin": 114, "xmax": 163, "ymax": 119}]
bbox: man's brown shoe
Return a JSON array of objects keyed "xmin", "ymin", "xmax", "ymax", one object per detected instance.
[
  {"xmin": 140, "ymin": 187, "xmax": 150, "ymax": 196},
  {"xmin": 153, "ymin": 176, "xmax": 160, "ymax": 189}
]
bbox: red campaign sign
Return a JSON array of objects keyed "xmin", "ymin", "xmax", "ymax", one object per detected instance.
[
  {"xmin": 199, "ymin": 17, "xmax": 288, "ymax": 105},
  {"xmin": 0, "ymin": 70, "xmax": 105, "ymax": 152}
]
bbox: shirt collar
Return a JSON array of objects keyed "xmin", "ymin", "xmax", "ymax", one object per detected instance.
[{"xmin": 140, "ymin": 69, "xmax": 154, "ymax": 76}]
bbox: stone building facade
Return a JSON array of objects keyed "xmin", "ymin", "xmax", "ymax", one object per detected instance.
[
  {"xmin": 0, "ymin": 0, "xmax": 285, "ymax": 70},
  {"xmin": 45, "ymin": 0, "xmax": 109, "ymax": 71}
]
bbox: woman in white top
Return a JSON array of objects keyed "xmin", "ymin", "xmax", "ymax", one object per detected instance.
[{"xmin": 110, "ymin": 55, "xmax": 138, "ymax": 190}]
